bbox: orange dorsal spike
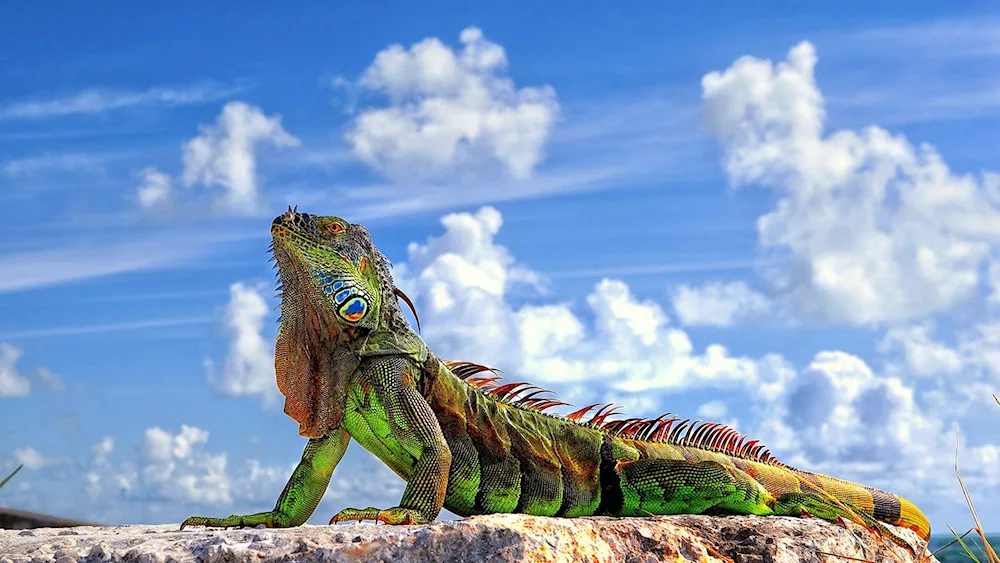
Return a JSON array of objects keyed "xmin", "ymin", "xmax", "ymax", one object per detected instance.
[
  {"xmin": 533, "ymin": 399, "xmax": 568, "ymax": 412},
  {"xmin": 442, "ymin": 360, "xmax": 782, "ymax": 465},
  {"xmin": 515, "ymin": 389, "xmax": 553, "ymax": 405},
  {"xmin": 689, "ymin": 421, "xmax": 716, "ymax": 445},
  {"xmin": 566, "ymin": 404, "xmax": 599, "ymax": 421},
  {"xmin": 655, "ymin": 417, "xmax": 679, "ymax": 442},
  {"xmin": 445, "ymin": 360, "xmax": 500, "ymax": 379},
  {"xmin": 642, "ymin": 414, "xmax": 673, "ymax": 441},
  {"xmin": 465, "ymin": 376, "xmax": 501, "ymax": 389},
  {"xmin": 490, "ymin": 381, "xmax": 533, "ymax": 400},
  {"xmin": 603, "ymin": 417, "xmax": 636, "ymax": 435},
  {"xmin": 592, "ymin": 404, "xmax": 622, "ymax": 427}
]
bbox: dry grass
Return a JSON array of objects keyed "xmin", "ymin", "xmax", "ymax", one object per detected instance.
[
  {"xmin": 0, "ymin": 465, "xmax": 22, "ymax": 491},
  {"xmin": 936, "ymin": 399, "xmax": 999, "ymax": 563}
]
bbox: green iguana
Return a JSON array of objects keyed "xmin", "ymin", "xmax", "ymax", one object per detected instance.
[{"xmin": 181, "ymin": 208, "xmax": 930, "ymax": 550}]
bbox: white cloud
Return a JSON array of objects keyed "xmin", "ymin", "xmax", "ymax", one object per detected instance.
[
  {"xmin": 697, "ymin": 400, "xmax": 728, "ymax": 419},
  {"xmin": 0, "ymin": 343, "xmax": 31, "ymax": 397},
  {"xmin": 700, "ymin": 41, "xmax": 1000, "ymax": 324},
  {"xmin": 136, "ymin": 167, "xmax": 172, "ymax": 209},
  {"xmin": 112, "ymin": 425, "xmax": 232, "ymax": 505},
  {"xmin": 878, "ymin": 323, "xmax": 964, "ymax": 378},
  {"xmin": 0, "ymin": 83, "xmax": 236, "ymax": 119},
  {"xmin": 59, "ymin": 427, "xmax": 403, "ymax": 524},
  {"xmin": 13, "ymin": 447, "xmax": 50, "ymax": 470},
  {"xmin": 93, "ymin": 437, "xmax": 114, "ymax": 465},
  {"xmin": 206, "ymin": 282, "xmax": 279, "ymax": 406},
  {"xmin": 394, "ymin": 206, "xmax": 792, "ymax": 404},
  {"xmin": 345, "ymin": 26, "xmax": 559, "ymax": 182},
  {"xmin": 988, "ymin": 258, "xmax": 1000, "ymax": 306},
  {"xmin": 960, "ymin": 322, "xmax": 1000, "ymax": 385},
  {"xmin": 671, "ymin": 281, "xmax": 771, "ymax": 326},
  {"xmin": 181, "ymin": 101, "xmax": 300, "ymax": 213},
  {"xmin": 756, "ymin": 350, "xmax": 1000, "ymax": 501}
]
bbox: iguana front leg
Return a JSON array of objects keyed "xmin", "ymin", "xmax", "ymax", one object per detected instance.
[
  {"xmin": 180, "ymin": 429, "xmax": 350, "ymax": 529},
  {"xmin": 330, "ymin": 357, "xmax": 452, "ymax": 525}
]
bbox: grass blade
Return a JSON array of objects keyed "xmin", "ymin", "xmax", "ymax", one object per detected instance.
[{"xmin": 0, "ymin": 464, "xmax": 23, "ymax": 490}]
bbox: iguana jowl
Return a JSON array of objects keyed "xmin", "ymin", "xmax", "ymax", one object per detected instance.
[{"xmin": 181, "ymin": 209, "xmax": 930, "ymax": 548}]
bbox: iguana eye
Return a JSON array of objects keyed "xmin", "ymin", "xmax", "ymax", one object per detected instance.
[
  {"xmin": 338, "ymin": 297, "xmax": 368, "ymax": 322},
  {"xmin": 327, "ymin": 223, "xmax": 344, "ymax": 235}
]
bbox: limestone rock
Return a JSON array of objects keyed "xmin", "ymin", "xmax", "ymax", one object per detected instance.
[{"xmin": 0, "ymin": 513, "xmax": 934, "ymax": 563}]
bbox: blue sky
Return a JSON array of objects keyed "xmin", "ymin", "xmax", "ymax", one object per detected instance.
[{"xmin": 2, "ymin": 2, "xmax": 1000, "ymax": 535}]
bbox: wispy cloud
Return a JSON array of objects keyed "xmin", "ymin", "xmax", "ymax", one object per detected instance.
[
  {"xmin": 2, "ymin": 152, "xmax": 109, "ymax": 177},
  {"xmin": 842, "ymin": 18, "xmax": 1000, "ymax": 59},
  {"xmin": 277, "ymin": 81, "xmax": 711, "ymax": 221},
  {"xmin": 817, "ymin": 18, "xmax": 1000, "ymax": 125},
  {"xmin": 80, "ymin": 289, "xmax": 228, "ymax": 303},
  {"xmin": 548, "ymin": 259, "xmax": 757, "ymax": 280},
  {"xmin": 0, "ymin": 317, "xmax": 212, "ymax": 341},
  {"xmin": 0, "ymin": 230, "xmax": 246, "ymax": 294},
  {"xmin": 0, "ymin": 82, "xmax": 241, "ymax": 119}
]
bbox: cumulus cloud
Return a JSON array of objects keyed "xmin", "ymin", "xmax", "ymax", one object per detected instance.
[
  {"xmin": 671, "ymin": 281, "xmax": 771, "ymax": 326},
  {"xmin": 126, "ymin": 425, "xmax": 231, "ymax": 504},
  {"xmin": 697, "ymin": 400, "xmax": 728, "ymax": 419},
  {"xmin": 755, "ymin": 350, "xmax": 999, "ymax": 500},
  {"xmin": 0, "ymin": 343, "xmax": 32, "ymax": 397},
  {"xmin": 960, "ymin": 322, "xmax": 1000, "ymax": 385},
  {"xmin": 181, "ymin": 101, "xmax": 300, "ymax": 213},
  {"xmin": 93, "ymin": 437, "xmax": 114, "ymax": 464},
  {"xmin": 135, "ymin": 167, "xmax": 172, "ymax": 209},
  {"xmin": 878, "ymin": 323, "xmax": 964, "ymax": 378},
  {"xmin": 700, "ymin": 41, "xmax": 1000, "ymax": 324},
  {"xmin": 394, "ymin": 206, "xmax": 794, "ymax": 407},
  {"xmin": 78, "ymin": 425, "xmax": 280, "ymax": 513},
  {"xmin": 13, "ymin": 447, "xmax": 51, "ymax": 470},
  {"xmin": 205, "ymin": 282, "xmax": 280, "ymax": 406},
  {"xmin": 345, "ymin": 27, "xmax": 559, "ymax": 182},
  {"xmin": 58, "ymin": 426, "xmax": 403, "ymax": 524}
]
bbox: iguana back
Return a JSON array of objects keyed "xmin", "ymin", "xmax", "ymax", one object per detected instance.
[{"xmin": 418, "ymin": 356, "xmax": 929, "ymax": 542}]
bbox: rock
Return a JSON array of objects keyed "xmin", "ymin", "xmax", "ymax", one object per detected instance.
[{"xmin": 0, "ymin": 514, "xmax": 935, "ymax": 563}]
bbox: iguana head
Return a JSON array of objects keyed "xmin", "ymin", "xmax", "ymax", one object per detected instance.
[
  {"xmin": 270, "ymin": 207, "xmax": 384, "ymax": 332},
  {"xmin": 269, "ymin": 207, "xmax": 417, "ymax": 437}
]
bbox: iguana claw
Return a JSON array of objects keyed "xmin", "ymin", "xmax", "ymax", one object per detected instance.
[{"xmin": 328, "ymin": 506, "xmax": 429, "ymax": 525}]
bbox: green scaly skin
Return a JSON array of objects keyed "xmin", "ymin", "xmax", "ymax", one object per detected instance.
[{"xmin": 180, "ymin": 209, "xmax": 930, "ymax": 553}]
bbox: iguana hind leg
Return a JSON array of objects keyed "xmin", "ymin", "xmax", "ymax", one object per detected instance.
[
  {"xmin": 180, "ymin": 429, "xmax": 350, "ymax": 529},
  {"xmin": 615, "ymin": 458, "xmax": 774, "ymax": 517}
]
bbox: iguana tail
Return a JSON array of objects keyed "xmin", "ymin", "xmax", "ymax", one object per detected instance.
[{"xmin": 779, "ymin": 467, "xmax": 931, "ymax": 541}]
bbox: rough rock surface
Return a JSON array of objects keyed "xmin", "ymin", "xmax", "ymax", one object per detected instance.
[{"xmin": 0, "ymin": 514, "xmax": 934, "ymax": 563}]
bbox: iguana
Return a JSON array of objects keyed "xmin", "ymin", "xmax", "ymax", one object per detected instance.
[{"xmin": 181, "ymin": 208, "xmax": 930, "ymax": 550}]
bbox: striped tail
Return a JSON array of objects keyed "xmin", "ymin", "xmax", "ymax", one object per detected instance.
[{"xmin": 793, "ymin": 469, "xmax": 930, "ymax": 541}]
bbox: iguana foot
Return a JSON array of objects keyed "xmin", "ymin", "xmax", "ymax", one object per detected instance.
[
  {"xmin": 328, "ymin": 506, "xmax": 429, "ymax": 525},
  {"xmin": 180, "ymin": 512, "xmax": 287, "ymax": 530}
]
